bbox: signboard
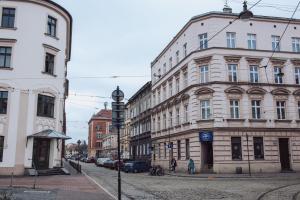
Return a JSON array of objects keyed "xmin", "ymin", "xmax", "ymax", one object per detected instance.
[
  {"xmin": 167, "ymin": 143, "xmax": 173, "ymax": 149},
  {"xmin": 112, "ymin": 102, "xmax": 125, "ymax": 111},
  {"xmin": 112, "ymin": 89, "xmax": 124, "ymax": 101},
  {"xmin": 199, "ymin": 131, "xmax": 213, "ymax": 142}
]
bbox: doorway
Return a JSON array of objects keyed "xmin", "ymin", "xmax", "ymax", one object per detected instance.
[
  {"xmin": 201, "ymin": 141, "xmax": 213, "ymax": 172},
  {"xmin": 32, "ymin": 139, "xmax": 50, "ymax": 169},
  {"xmin": 279, "ymin": 138, "xmax": 291, "ymax": 171}
]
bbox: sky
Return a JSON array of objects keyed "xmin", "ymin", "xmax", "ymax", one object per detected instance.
[{"xmin": 53, "ymin": 0, "xmax": 300, "ymax": 143}]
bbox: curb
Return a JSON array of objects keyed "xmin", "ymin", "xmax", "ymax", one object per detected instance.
[{"xmin": 165, "ymin": 173, "xmax": 300, "ymax": 179}]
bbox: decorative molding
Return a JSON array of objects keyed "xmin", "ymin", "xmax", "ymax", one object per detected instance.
[
  {"xmin": 226, "ymin": 118, "xmax": 246, "ymax": 122},
  {"xmin": 248, "ymin": 119, "xmax": 267, "ymax": 123},
  {"xmin": 194, "ymin": 87, "xmax": 215, "ymax": 95},
  {"xmin": 270, "ymin": 58, "xmax": 287, "ymax": 66},
  {"xmin": 293, "ymin": 89, "xmax": 300, "ymax": 96},
  {"xmin": 245, "ymin": 57, "xmax": 263, "ymax": 64},
  {"xmin": 291, "ymin": 59, "xmax": 300, "ymax": 66},
  {"xmin": 271, "ymin": 88, "xmax": 291, "ymax": 96},
  {"xmin": 247, "ymin": 87, "xmax": 267, "ymax": 95},
  {"xmin": 43, "ymin": 44, "xmax": 60, "ymax": 52},
  {"xmin": 225, "ymin": 86, "xmax": 245, "ymax": 94},
  {"xmin": 180, "ymin": 94, "xmax": 190, "ymax": 101},
  {"xmin": 194, "ymin": 56, "xmax": 212, "ymax": 65},
  {"xmin": 224, "ymin": 56, "xmax": 242, "ymax": 63},
  {"xmin": 0, "ymin": 38, "xmax": 17, "ymax": 43}
]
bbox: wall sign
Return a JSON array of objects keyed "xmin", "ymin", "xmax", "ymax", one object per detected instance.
[{"xmin": 199, "ymin": 131, "xmax": 213, "ymax": 142}]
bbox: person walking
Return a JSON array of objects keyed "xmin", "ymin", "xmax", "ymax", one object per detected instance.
[
  {"xmin": 188, "ymin": 158, "xmax": 195, "ymax": 174},
  {"xmin": 171, "ymin": 158, "xmax": 177, "ymax": 172}
]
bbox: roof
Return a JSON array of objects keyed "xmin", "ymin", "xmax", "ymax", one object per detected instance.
[
  {"xmin": 127, "ymin": 81, "xmax": 151, "ymax": 103},
  {"xmin": 151, "ymin": 11, "xmax": 300, "ymax": 66},
  {"xmin": 89, "ymin": 109, "xmax": 112, "ymax": 123},
  {"xmin": 28, "ymin": 129, "xmax": 71, "ymax": 140}
]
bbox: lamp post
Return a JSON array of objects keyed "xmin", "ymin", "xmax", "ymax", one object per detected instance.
[{"xmin": 77, "ymin": 140, "xmax": 81, "ymax": 169}]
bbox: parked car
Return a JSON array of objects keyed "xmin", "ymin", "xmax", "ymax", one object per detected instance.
[
  {"xmin": 103, "ymin": 159, "xmax": 114, "ymax": 169},
  {"xmin": 123, "ymin": 161, "xmax": 149, "ymax": 173},
  {"xmin": 80, "ymin": 157, "xmax": 87, "ymax": 162},
  {"xmin": 86, "ymin": 157, "xmax": 95, "ymax": 163},
  {"xmin": 96, "ymin": 158, "xmax": 110, "ymax": 167},
  {"xmin": 112, "ymin": 160, "xmax": 124, "ymax": 170}
]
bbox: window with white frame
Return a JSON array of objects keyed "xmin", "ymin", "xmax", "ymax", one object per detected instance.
[
  {"xmin": 175, "ymin": 76, "xmax": 180, "ymax": 93},
  {"xmin": 230, "ymin": 100, "xmax": 239, "ymax": 119},
  {"xmin": 183, "ymin": 71, "xmax": 188, "ymax": 88},
  {"xmin": 163, "ymin": 113, "xmax": 167, "ymax": 129},
  {"xmin": 163, "ymin": 63, "xmax": 167, "ymax": 74},
  {"xmin": 200, "ymin": 100, "xmax": 211, "ymax": 119},
  {"xmin": 276, "ymin": 101, "xmax": 286, "ymax": 119},
  {"xmin": 0, "ymin": 47, "xmax": 12, "ymax": 68},
  {"xmin": 251, "ymin": 100, "xmax": 261, "ymax": 119},
  {"xmin": 0, "ymin": 91, "xmax": 8, "ymax": 114},
  {"xmin": 272, "ymin": 35, "xmax": 280, "ymax": 51},
  {"xmin": 199, "ymin": 33, "xmax": 208, "ymax": 49},
  {"xmin": 184, "ymin": 104, "xmax": 188, "ymax": 122},
  {"xmin": 169, "ymin": 80, "xmax": 173, "ymax": 97},
  {"xmin": 295, "ymin": 67, "xmax": 300, "ymax": 85},
  {"xmin": 200, "ymin": 65, "xmax": 209, "ymax": 83},
  {"xmin": 176, "ymin": 107, "xmax": 180, "ymax": 125},
  {"xmin": 183, "ymin": 43, "xmax": 187, "ymax": 57},
  {"xmin": 169, "ymin": 111, "xmax": 173, "ymax": 127},
  {"xmin": 274, "ymin": 66, "xmax": 283, "ymax": 84},
  {"xmin": 162, "ymin": 84, "xmax": 166, "ymax": 101},
  {"xmin": 176, "ymin": 50, "xmax": 180, "ymax": 64},
  {"xmin": 247, "ymin": 34, "xmax": 256, "ymax": 49},
  {"xmin": 292, "ymin": 37, "xmax": 300, "ymax": 52},
  {"xmin": 169, "ymin": 57, "xmax": 173, "ymax": 69},
  {"xmin": 249, "ymin": 65, "xmax": 259, "ymax": 83},
  {"xmin": 226, "ymin": 32, "xmax": 236, "ymax": 48},
  {"xmin": 228, "ymin": 64, "xmax": 238, "ymax": 82}
]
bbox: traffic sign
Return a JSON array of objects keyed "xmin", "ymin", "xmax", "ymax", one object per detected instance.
[{"xmin": 112, "ymin": 87, "xmax": 124, "ymax": 101}]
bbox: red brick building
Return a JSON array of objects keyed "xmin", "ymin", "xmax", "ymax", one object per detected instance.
[{"xmin": 88, "ymin": 109, "xmax": 112, "ymax": 158}]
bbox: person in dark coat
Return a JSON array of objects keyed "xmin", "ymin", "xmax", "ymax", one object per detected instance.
[{"xmin": 171, "ymin": 158, "xmax": 177, "ymax": 172}]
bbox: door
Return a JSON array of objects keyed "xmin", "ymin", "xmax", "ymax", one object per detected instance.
[
  {"xmin": 201, "ymin": 142, "xmax": 213, "ymax": 171},
  {"xmin": 279, "ymin": 138, "xmax": 291, "ymax": 170},
  {"xmin": 32, "ymin": 139, "xmax": 50, "ymax": 169}
]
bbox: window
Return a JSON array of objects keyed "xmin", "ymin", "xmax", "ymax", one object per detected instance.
[
  {"xmin": 169, "ymin": 81, "xmax": 173, "ymax": 97},
  {"xmin": 185, "ymin": 139, "xmax": 190, "ymax": 160},
  {"xmin": 157, "ymin": 116, "xmax": 161, "ymax": 130},
  {"xmin": 176, "ymin": 51, "xmax": 180, "ymax": 64},
  {"xmin": 177, "ymin": 140, "xmax": 181, "ymax": 160},
  {"xmin": 169, "ymin": 111, "xmax": 173, "ymax": 127},
  {"xmin": 184, "ymin": 104, "xmax": 188, "ymax": 122},
  {"xmin": 163, "ymin": 113, "xmax": 167, "ymax": 129},
  {"xmin": 272, "ymin": 35, "xmax": 280, "ymax": 51},
  {"xmin": 96, "ymin": 133, "xmax": 101, "ymax": 139},
  {"xmin": 199, "ymin": 33, "xmax": 208, "ymax": 49},
  {"xmin": 47, "ymin": 16, "xmax": 57, "ymax": 37},
  {"xmin": 298, "ymin": 102, "xmax": 300, "ymax": 119},
  {"xmin": 253, "ymin": 137, "xmax": 264, "ymax": 160},
  {"xmin": 152, "ymin": 118, "xmax": 156, "ymax": 132},
  {"xmin": 175, "ymin": 76, "xmax": 180, "ymax": 93},
  {"xmin": 45, "ymin": 53, "xmax": 55, "ymax": 75},
  {"xmin": 276, "ymin": 101, "xmax": 286, "ymax": 119},
  {"xmin": 183, "ymin": 43, "xmax": 187, "ymax": 57},
  {"xmin": 200, "ymin": 100, "xmax": 211, "ymax": 119},
  {"xmin": 249, "ymin": 65, "xmax": 259, "ymax": 83},
  {"xmin": 0, "ymin": 47, "xmax": 12, "ymax": 68},
  {"xmin": 1, "ymin": 8, "xmax": 15, "ymax": 28},
  {"xmin": 37, "ymin": 94, "xmax": 55, "ymax": 118},
  {"xmin": 226, "ymin": 32, "xmax": 236, "ymax": 48},
  {"xmin": 0, "ymin": 136, "xmax": 4, "ymax": 162},
  {"xmin": 158, "ymin": 143, "xmax": 161, "ymax": 158},
  {"xmin": 230, "ymin": 100, "xmax": 239, "ymax": 119},
  {"xmin": 0, "ymin": 91, "xmax": 8, "ymax": 114},
  {"xmin": 200, "ymin": 65, "xmax": 209, "ymax": 83},
  {"xmin": 274, "ymin": 66, "xmax": 283, "ymax": 84},
  {"xmin": 292, "ymin": 37, "xmax": 300, "ymax": 52},
  {"xmin": 95, "ymin": 125, "xmax": 101, "ymax": 131},
  {"xmin": 295, "ymin": 68, "xmax": 300, "ymax": 85},
  {"xmin": 176, "ymin": 107, "xmax": 180, "ymax": 125},
  {"xmin": 157, "ymin": 90, "xmax": 161, "ymax": 103},
  {"xmin": 163, "ymin": 63, "xmax": 166, "ymax": 74},
  {"xmin": 162, "ymin": 84, "xmax": 166, "ymax": 100},
  {"xmin": 164, "ymin": 142, "xmax": 167, "ymax": 158},
  {"xmin": 169, "ymin": 57, "xmax": 173, "ymax": 69},
  {"xmin": 247, "ymin": 34, "xmax": 256, "ymax": 49},
  {"xmin": 158, "ymin": 68, "xmax": 161, "ymax": 77},
  {"xmin": 228, "ymin": 64, "xmax": 238, "ymax": 82},
  {"xmin": 183, "ymin": 71, "xmax": 188, "ymax": 87},
  {"xmin": 251, "ymin": 100, "xmax": 261, "ymax": 119},
  {"xmin": 231, "ymin": 137, "xmax": 242, "ymax": 160}
]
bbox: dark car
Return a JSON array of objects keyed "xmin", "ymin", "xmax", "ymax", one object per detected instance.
[
  {"xmin": 123, "ymin": 161, "xmax": 149, "ymax": 173},
  {"xmin": 112, "ymin": 160, "xmax": 124, "ymax": 170},
  {"xmin": 103, "ymin": 159, "xmax": 114, "ymax": 169},
  {"xmin": 86, "ymin": 157, "xmax": 95, "ymax": 163}
]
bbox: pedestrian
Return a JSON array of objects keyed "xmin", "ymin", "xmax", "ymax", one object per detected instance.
[
  {"xmin": 171, "ymin": 158, "xmax": 177, "ymax": 172},
  {"xmin": 188, "ymin": 158, "xmax": 195, "ymax": 174}
]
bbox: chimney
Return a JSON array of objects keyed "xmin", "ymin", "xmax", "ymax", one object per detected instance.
[
  {"xmin": 223, "ymin": 0, "xmax": 232, "ymax": 13},
  {"xmin": 104, "ymin": 102, "xmax": 108, "ymax": 110}
]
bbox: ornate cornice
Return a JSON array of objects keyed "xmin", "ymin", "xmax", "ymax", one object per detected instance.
[
  {"xmin": 245, "ymin": 57, "xmax": 263, "ymax": 65},
  {"xmin": 194, "ymin": 87, "xmax": 215, "ymax": 95},
  {"xmin": 271, "ymin": 88, "xmax": 291, "ymax": 95},
  {"xmin": 291, "ymin": 59, "xmax": 300, "ymax": 66},
  {"xmin": 194, "ymin": 56, "xmax": 212, "ymax": 65},
  {"xmin": 224, "ymin": 56, "xmax": 242, "ymax": 63},
  {"xmin": 247, "ymin": 87, "xmax": 267, "ymax": 95},
  {"xmin": 270, "ymin": 58, "xmax": 287, "ymax": 66},
  {"xmin": 225, "ymin": 86, "xmax": 245, "ymax": 94}
]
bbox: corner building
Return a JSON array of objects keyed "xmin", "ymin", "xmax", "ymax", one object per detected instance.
[
  {"xmin": 0, "ymin": 0, "xmax": 72, "ymax": 175},
  {"xmin": 151, "ymin": 10, "xmax": 300, "ymax": 173}
]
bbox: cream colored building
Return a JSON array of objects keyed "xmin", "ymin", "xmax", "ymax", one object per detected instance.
[
  {"xmin": 151, "ymin": 7, "xmax": 300, "ymax": 173},
  {"xmin": 0, "ymin": 0, "xmax": 72, "ymax": 175}
]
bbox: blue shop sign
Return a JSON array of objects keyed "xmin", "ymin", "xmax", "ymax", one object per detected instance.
[{"xmin": 199, "ymin": 131, "xmax": 213, "ymax": 142}]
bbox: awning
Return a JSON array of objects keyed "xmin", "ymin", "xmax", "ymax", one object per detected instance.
[{"xmin": 27, "ymin": 129, "xmax": 71, "ymax": 140}]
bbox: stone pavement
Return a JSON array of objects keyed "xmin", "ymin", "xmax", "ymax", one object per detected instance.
[{"xmin": 0, "ymin": 174, "xmax": 115, "ymax": 200}]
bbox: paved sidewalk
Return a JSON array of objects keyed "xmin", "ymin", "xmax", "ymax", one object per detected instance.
[{"xmin": 0, "ymin": 175, "xmax": 115, "ymax": 200}]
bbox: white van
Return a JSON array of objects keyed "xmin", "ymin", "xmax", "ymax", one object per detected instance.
[{"xmin": 96, "ymin": 158, "xmax": 110, "ymax": 167}]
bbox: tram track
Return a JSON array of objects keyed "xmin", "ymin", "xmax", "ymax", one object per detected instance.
[{"xmin": 257, "ymin": 183, "xmax": 300, "ymax": 200}]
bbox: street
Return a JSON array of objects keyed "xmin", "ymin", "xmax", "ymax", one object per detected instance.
[{"xmin": 81, "ymin": 162, "xmax": 300, "ymax": 200}]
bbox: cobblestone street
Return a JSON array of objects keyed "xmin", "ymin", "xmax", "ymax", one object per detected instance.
[{"xmin": 81, "ymin": 162, "xmax": 300, "ymax": 200}]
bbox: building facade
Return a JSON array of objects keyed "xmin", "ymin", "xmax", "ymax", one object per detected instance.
[
  {"xmin": 88, "ymin": 109, "xmax": 112, "ymax": 158},
  {"xmin": 120, "ymin": 106, "xmax": 131, "ymax": 159},
  {"xmin": 127, "ymin": 82, "xmax": 152, "ymax": 162},
  {"xmin": 151, "ymin": 8, "xmax": 300, "ymax": 173},
  {"xmin": 0, "ymin": 0, "xmax": 72, "ymax": 175},
  {"xmin": 102, "ymin": 133, "xmax": 118, "ymax": 159}
]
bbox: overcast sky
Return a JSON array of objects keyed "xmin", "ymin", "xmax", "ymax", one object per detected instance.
[{"xmin": 53, "ymin": 0, "xmax": 300, "ymax": 143}]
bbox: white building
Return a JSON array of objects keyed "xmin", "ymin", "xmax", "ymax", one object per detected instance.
[
  {"xmin": 151, "ymin": 4, "xmax": 300, "ymax": 173},
  {"xmin": 0, "ymin": 0, "xmax": 72, "ymax": 175}
]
